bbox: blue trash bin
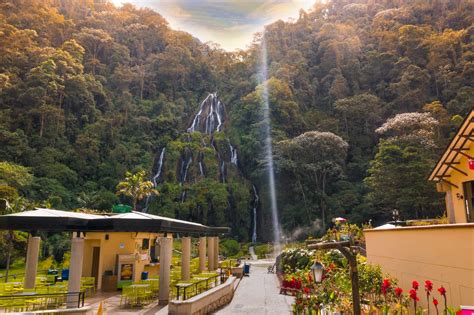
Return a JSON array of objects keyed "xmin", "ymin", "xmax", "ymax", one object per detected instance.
[
  {"xmin": 141, "ymin": 271, "xmax": 149, "ymax": 280},
  {"xmin": 61, "ymin": 269, "xmax": 69, "ymax": 281},
  {"xmin": 243, "ymin": 264, "xmax": 250, "ymax": 276}
]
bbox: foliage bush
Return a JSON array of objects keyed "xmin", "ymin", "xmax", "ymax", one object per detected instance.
[
  {"xmin": 254, "ymin": 243, "xmax": 273, "ymax": 259},
  {"xmin": 220, "ymin": 239, "xmax": 240, "ymax": 257}
]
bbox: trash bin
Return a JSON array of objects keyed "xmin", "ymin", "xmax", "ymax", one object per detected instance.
[
  {"xmin": 243, "ymin": 264, "xmax": 250, "ymax": 276},
  {"xmin": 141, "ymin": 271, "xmax": 149, "ymax": 280},
  {"xmin": 61, "ymin": 269, "xmax": 69, "ymax": 281}
]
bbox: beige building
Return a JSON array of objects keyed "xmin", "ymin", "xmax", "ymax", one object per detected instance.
[
  {"xmin": 429, "ymin": 109, "xmax": 474, "ymax": 223},
  {"xmin": 365, "ymin": 109, "xmax": 474, "ymax": 309}
]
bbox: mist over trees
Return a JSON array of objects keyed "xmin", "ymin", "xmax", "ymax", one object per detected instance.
[{"xmin": 0, "ymin": 0, "xmax": 472, "ymax": 242}]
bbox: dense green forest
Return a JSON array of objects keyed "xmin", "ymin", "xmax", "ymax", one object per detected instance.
[{"xmin": 0, "ymin": 0, "xmax": 473, "ymax": 254}]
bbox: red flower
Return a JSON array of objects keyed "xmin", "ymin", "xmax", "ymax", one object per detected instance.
[
  {"xmin": 438, "ymin": 286, "xmax": 446, "ymax": 296},
  {"xmin": 409, "ymin": 289, "xmax": 419, "ymax": 301},
  {"xmin": 412, "ymin": 280, "xmax": 419, "ymax": 290},
  {"xmin": 307, "ymin": 273, "xmax": 313, "ymax": 283},
  {"xmin": 303, "ymin": 287, "xmax": 310, "ymax": 294},
  {"xmin": 433, "ymin": 298, "xmax": 439, "ymax": 306},
  {"xmin": 395, "ymin": 287, "xmax": 403, "ymax": 297},
  {"xmin": 295, "ymin": 278, "xmax": 302, "ymax": 290},
  {"xmin": 381, "ymin": 279, "xmax": 391, "ymax": 295},
  {"xmin": 425, "ymin": 280, "xmax": 433, "ymax": 292}
]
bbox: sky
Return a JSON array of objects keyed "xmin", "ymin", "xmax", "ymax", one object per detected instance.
[{"xmin": 110, "ymin": 0, "xmax": 315, "ymax": 51}]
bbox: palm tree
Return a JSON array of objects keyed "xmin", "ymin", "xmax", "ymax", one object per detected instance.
[{"xmin": 116, "ymin": 170, "xmax": 159, "ymax": 211}]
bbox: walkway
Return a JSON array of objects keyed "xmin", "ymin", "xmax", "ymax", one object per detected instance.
[{"xmin": 216, "ymin": 262, "xmax": 294, "ymax": 315}]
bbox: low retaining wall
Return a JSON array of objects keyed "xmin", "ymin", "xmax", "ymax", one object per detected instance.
[
  {"xmin": 365, "ymin": 223, "xmax": 474, "ymax": 308},
  {"xmin": 231, "ymin": 264, "xmax": 244, "ymax": 278},
  {"xmin": 168, "ymin": 276, "xmax": 236, "ymax": 315}
]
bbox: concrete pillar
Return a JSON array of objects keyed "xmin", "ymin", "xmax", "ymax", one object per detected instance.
[
  {"xmin": 24, "ymin": 236, "xmax": 41, "ymax": 289},
  {"xmin": 181, "ymin": 237, "xmax": 191, "ymax": 281},
  {"xmin": 207, "ymin": 236, "xmax": 215, "ymax": 271},
  {"xmin": 67, "ymin": 236, "xmax": 85, "ymax": 308},
  {"xmin": 445, "ymin": 189, "xmax": 456, "ymax": 223},
  {"xmin": 158, "ymin": 236, "xmax": 172, "ymax": 305},
  {"xmin": 214, "ymin": 236, "xmax": 219, "ymax": 269},
  {"xmin": 198, "ymin": 237, "xmax": 207, "ymax": 272}
]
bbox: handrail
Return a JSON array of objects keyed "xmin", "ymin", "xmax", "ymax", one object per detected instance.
[
  {"xmin": 0, "ymin": 269, "xmax": 63, "ymax": 280},
  {"xmin": 0, "ymin": 291, "xmax": 85, "ymax": 309},
  {"xmin": 175, "ymin": 274, "xmax": 222, "ymax": 301}
]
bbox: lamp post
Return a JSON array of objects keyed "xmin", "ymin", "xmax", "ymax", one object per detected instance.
[{"xmin": 307, "ymin": 240, "xmax": 361, "ymax": 315}]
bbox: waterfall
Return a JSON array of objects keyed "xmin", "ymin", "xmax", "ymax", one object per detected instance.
[
  {"xmin": 228, "ymin": 140, "xmax": 238, "ymax": 165},
  {"xmin": 152, "ymin": 148, "xmax": 165, "ymax": 186},
  {"xmin": 220, "ymin": 161, "xmax": 225, "ymax": 183},
  {"xmin": 144, "ymin": 147, "xmax": 165, "ymax": 212},
  {"xmin": 260, "ymin": 32, "xmax": 282, "ymax": 253},
  {"xmin": 187, "ymin": 94, "xmax": 210, "ymax": 133},
  {"xmin": 181, "ymin": 156, "xmax": 192, "ymax": 183},
  {"xmin": 187, "ymin": 93, "xmax": 225, "ymax": 135},
  {"xmin": 199, "ymin": 161, "xmax": 204, "ymax": 177},
  {"xmin": 252, "ymin": 185, "xmax": 259, "ymax": 243}
]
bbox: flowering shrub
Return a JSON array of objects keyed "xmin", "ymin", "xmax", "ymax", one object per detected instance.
[
  {"xmin": 281, "ymin": 248, "xmax": 397, "ymax": 314},
  {"xmin": 280, "ymin": 248, "xmax": 314, "ymax": 273},
  {"xmin": 282, "ymin": 247, "xmax": 460, "ymax": 314}
]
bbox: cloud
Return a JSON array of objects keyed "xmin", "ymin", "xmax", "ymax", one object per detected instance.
[{"xmin": 111, "ymin": 0, "xmax": 314, "ymax": 50}]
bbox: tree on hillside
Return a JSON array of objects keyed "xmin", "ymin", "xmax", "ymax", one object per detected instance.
[
  {"xmin": 364, "ymin": 112, "xmax": 444, "ymax": 222},
  {"xmin": 275, "ymin": 131, "xmax": 348, "ymax": 230},
  {"xmin": 116, "ymin": 170, "xmax": 158, "ymax": 211}
]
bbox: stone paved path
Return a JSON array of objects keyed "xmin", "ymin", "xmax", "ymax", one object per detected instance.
[{"xmin": 215, "ymin": 263, "xmax": 294, "ymax": 315}]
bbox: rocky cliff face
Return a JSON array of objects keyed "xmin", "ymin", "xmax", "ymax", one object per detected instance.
[{"xmin": 145, "ymin": 93, "xmax": 259, "ymax": 241}]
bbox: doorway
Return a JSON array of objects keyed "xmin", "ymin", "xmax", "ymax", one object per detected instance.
[
  {"xmin": 463, "ymin": 181, "xmax": 474, "ymax": 222},
  {"xmin": 91, "ymin": 246, "xmax": 100, "ymax": 286}
]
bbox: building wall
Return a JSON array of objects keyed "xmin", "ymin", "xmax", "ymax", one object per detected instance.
[
  {"xmin": 83, "ymin": 232, "xmax": 162, "ymax": 289},
  {"xmin": 437, "ymin": 141, "xmax": 474, "ymax": 223},
  {"xmin": 365, "ymin": 224, "xmax": 474, "ymax": 308}
]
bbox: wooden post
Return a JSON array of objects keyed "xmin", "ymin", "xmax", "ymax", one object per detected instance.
[{"xmin": 307, "ymin": 240, "xmax": 361, "ymax": 315}]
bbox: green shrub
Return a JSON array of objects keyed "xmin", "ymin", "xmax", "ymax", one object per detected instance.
[{"xmin": 220, "ymin": 239, "xmax": 240, "ymax": 257}]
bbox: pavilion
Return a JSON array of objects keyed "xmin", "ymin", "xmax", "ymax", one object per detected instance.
[{"xmin": 0, "ymin": 208, "xmax": 230, "ymax": 307}]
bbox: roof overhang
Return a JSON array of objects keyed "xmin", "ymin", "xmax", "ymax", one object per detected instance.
[
  {"xmin": 428, "ymin": 110, "xmax": 474, "ymax": 187},
  {"xmin": 0, "ymin": 208, "xmax": 230, "ymax": 236}
]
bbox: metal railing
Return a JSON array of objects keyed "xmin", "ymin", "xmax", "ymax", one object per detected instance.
[
  {"xmin": 175, "ymin": 274, "xmax": 223, "ymax": 301},
  {"xmin": 0, "ymin": 291, "xmax": 85, "ymax": 312}
]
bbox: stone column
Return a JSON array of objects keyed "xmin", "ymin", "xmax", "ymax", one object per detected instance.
[
  {"xmin": 198, "ymin": 236, "xmax": 207, "ymax": 272},
  {"xmin": 214, "ymin": 236, "xmax": 219, "ymax": 269},
  {"xmin": 181, "ymin": 236, "xmax": 191, "ymax": 281},
  {"xmin": 207, "ymin": 236, "xmax": 215, "ymax": 271},
  {"xmin": 24, "ymin": 236, "xmax": 41, "ymax": 289},
  {"xmin": 67, "ymin": 235, "xmax": 85, "ymax": 308},
  {"xmin": 158, "ymin": 236, "xmax": 172, "ymax": 305}
]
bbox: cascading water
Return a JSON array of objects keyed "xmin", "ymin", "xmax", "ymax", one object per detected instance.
[
  {"xmin": 228, "ymin": 140, "xmax": 238, "ymax": 165},
  {"xmin": 260, "ymin": 32, "xmax": 282, "ymax": 253},
  {"xmin": 152, "ymin": 148, "xmax": 165, "ymax": 186},
  {"xmin": 144, "ymin": 147, "xmax": 165, "ymax": 212},
  {"xmin": 251, "ymin": 185, "xmax": 259, "ymax": 243},
  {"xmin": 198, "ymin": 152, "xmax": 205, "ymax": 177},
  {"xmin": 188, "ymin": 93, "xmax": 224, "ymax": 134}
]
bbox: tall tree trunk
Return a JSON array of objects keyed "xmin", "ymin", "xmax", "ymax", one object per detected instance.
[
  {"xmin": 133, "ymin": 197, "xmax": 137, "ymax": 211},
  {"xmin": 297, "ymin": 178, "xmax": 312, "ymax": 223}
]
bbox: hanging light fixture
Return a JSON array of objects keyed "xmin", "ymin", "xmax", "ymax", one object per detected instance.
[{"xmin": 310, "ymin": 261, "xmax": 324, "ymax": 283}]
